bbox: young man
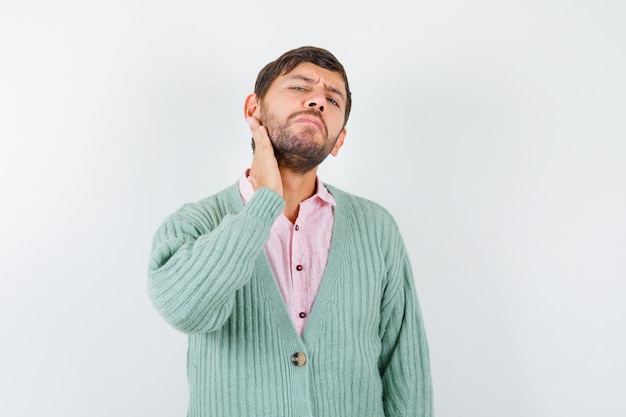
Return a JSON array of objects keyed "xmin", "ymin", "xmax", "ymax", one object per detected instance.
[{"xmin": 148, "ymin": 46, "xmax": 433, "ymax": 417}]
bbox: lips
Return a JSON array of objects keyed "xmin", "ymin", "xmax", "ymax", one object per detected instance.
[{"xmin": 294, "ymin": 115, "xmax": 324, "ymax": 133}]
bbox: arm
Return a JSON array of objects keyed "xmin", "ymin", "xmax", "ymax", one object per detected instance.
[
  {"xmin": 379, "ymin": 224, "xmax": 433, "ymax": 417},
  {"xmin": 148, "ymin": 114, "xmax": 284, "ymax": 334},
  {"xmin": 148, "ymin": 188, "xmax": 284, "ymax": 334}
]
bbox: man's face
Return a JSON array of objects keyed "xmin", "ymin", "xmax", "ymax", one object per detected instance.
[{"xmin": 257, "ymin": 62, "xmax": 347, "ymax": 174}]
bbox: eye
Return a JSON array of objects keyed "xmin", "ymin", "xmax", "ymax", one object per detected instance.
[
  {"xmin": 291, "ymin": 86, "xmax": 307, "ymax": 92},
  {"xmin": 327, "ymin": 97, "xmax": 340, "ymax": 107}
]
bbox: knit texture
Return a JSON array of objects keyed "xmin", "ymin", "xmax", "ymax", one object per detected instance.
[{"xmin": 148, "ymin": 183, "xmax": 433, "ymax": 417}]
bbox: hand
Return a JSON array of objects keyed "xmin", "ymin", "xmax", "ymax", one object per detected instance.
[{"xmin": 246, "ymin": 117, "xmax": 283, "ymax": 197}]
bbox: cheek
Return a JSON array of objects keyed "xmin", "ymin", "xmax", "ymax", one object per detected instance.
[
  {"xmin": 260, "ymin": 106, "xmax": 286, "ymax": 126},
  {"xmin": 328, "ymin": 117, "xmax": 345, "ymax": 137},
  {"xmin": 259, "ymin": 109, "xmax": 275, "ymax": 129}
]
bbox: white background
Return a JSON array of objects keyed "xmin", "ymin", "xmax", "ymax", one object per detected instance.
[{"xmin": 1, "ymin": 1, "xmax": 624, "ymax": 416}]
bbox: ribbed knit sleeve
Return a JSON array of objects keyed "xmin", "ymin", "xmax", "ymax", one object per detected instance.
[
  {"xmin": 148, "ymin": 186, "xmax": 284, "ymax": 334},
  {"xmin": 378, "ymin": 218, "xmax": 433, "ymax": 417}
]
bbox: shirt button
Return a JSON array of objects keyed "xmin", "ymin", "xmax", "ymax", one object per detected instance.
[
  {"xmin": 292, "ymin": 352, "xmax": 307, "ymax": 367},
  {"xmin": 299, "ymin": 312, "xmax": 307, "ymax": 318},
  {"xmin": 295, "ymin": 225, "xmax": 299, "ymax": 231},
  {"xmin": 296, "ymin": 265, "xmax": 303, "ymax": 271}
]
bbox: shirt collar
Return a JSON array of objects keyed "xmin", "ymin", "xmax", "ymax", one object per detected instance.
[
  {"xmin": 313, "ymin": 176, "xmax": 336, "ymax": 207},
  {"xmin": 238, "ymin": 172, "xmax": 336, "ymax": 207}
]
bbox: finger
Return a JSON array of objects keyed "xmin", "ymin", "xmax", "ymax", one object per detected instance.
[
  {"xmin": 246, "ymin": 116, "xmax": 260, "ymax": 130},
  {"xmin": 246, "ymin": 117, "xmax": 272, "ymax": 149}
]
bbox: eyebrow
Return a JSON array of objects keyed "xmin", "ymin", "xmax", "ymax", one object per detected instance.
[{"xmin": 286, "ymin": 74, "xmax": 345, "ymax": 101}]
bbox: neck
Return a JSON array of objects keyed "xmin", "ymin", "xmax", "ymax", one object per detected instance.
[{"xmin": 280, "ymin": 167, "xmax": 318, "ymax": 223}]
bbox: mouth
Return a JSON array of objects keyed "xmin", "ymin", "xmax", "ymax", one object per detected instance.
[{"xmin": 293, "ymin": 114, "xmax": 325, "ymax": 134}]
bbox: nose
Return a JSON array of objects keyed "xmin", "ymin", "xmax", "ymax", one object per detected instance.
[
  {"xmin": 306, "ymin": 91, "xmax": 325, "ymax": 112},
  {"xmin": 307, "ymin": 101, "xmax": 324, "ymax": 112}
]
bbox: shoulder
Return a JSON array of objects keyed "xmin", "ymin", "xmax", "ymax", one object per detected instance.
[
  {"xmin": 324, "ymin": 183, "xmax": 401, "ymax": 232},
  {"xmin": 166, "ymin": 182, "xmax": 242, "ymax": 231}
]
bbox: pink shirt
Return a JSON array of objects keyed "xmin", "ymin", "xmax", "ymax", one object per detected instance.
[{"xmin": 239, "ymin": 176, "xmax": 335, "ymax": 336}]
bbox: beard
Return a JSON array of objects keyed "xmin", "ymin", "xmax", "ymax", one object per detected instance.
[{"xmin": 260, "ymin": 109, "xmax": 340, "ymax": 175}]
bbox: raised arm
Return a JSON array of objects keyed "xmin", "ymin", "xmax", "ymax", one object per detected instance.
[{"xmin": 148, "ymin": 109, "xmax": 286, "ymax": 334}]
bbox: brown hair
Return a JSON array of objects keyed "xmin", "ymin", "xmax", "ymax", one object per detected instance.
[{"xmin": 254, "ymin": 46, "xmax": 352, "ymax": 126}]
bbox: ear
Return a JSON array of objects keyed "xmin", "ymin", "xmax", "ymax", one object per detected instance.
[
  {"xmin": 244, "ymin": 93, "xmax": 260, "ymax": 119},
  {"xmin": 330, "ymin": 128, "xmax": 347, "ymax": 157}
]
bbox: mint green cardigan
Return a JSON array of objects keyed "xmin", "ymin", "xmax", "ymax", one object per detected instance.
[{"xmin": 148, "ymin": 183, "xmax": 432, "ymax": 417}]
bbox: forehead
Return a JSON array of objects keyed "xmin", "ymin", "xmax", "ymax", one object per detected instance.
[{"xmin": 278, "ymin": 62, "xmax": 346, "ymax": 96}]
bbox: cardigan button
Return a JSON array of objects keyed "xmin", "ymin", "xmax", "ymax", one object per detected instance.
[{"xmin": 291, "ymin": 352, "xmax": 307, "ymax": 367}]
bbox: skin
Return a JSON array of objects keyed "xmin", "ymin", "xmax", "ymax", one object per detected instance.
[{"xmin": 244, "ymin": 62, "xmax": 348, "ymax": 222}]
